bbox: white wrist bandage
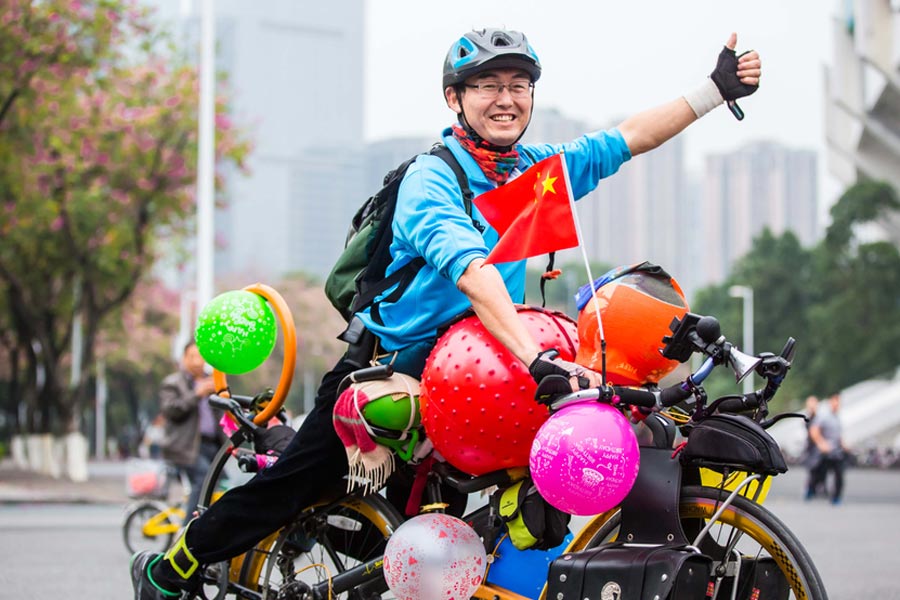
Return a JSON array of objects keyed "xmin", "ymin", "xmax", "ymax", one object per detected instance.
[{"xmin": 683, "ymin": 78, "xmax": 725, "ymax": 118}]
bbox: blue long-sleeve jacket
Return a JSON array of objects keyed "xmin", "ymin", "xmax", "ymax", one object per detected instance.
[{"xmin": 357, "ymin": 125, "xmax": 631, "ymax": 365}]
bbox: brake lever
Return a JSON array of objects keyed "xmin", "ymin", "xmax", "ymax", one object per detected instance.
[{"xmin": 760, "ymin": 411, "xmax": 806, "ymax": 429}]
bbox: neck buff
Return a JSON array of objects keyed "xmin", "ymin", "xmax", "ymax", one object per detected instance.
[{"xmin": 451, "ymin": 123, "xmax": 519, "ymax": 184}]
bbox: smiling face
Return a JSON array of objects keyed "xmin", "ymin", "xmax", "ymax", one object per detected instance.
[{"xmin": 445, "ymin": 67, "xmax": 533, "ymax": 147}]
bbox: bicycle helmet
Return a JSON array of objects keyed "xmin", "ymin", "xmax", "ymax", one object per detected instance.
[
  {"xmin": 574, "ymin": 262, "xmax": 689, "ymax": 386},
  {"xmin": 359, "ymin": 374, "xmax": 423, "ymax": 462},
  {"xmin": 442, "ymin": 28, "xmax": 542, "ymax": 89}
]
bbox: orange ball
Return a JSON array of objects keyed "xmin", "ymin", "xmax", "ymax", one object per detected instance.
[{"xmin": 420, "ymin": 307, "xmax": 579, "ymax": 476}]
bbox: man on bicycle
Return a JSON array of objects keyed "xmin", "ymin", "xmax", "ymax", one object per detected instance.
[{"xmin": 132, "ymin": 27, "xmax": 762, "ymax": 599}]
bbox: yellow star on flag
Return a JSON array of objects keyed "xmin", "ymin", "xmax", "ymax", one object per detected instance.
[{"xmin": 541, "ymin": 174, "xmax": 558, "ymax": 196}]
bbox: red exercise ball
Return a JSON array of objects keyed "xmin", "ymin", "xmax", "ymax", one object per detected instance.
[{"xmin": 420, "ymin": 306, "xmax": 579, "ymax": 476}]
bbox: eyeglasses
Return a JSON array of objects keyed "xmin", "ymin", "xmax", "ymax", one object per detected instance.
[{"xmin": 464, "ymin": 81, "xmax": 534, "ymax": 98}]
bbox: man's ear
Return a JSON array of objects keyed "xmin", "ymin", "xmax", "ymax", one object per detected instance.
[{"xmin": 445, "ymin": 86, "xmax": 461, "ymax": 113}]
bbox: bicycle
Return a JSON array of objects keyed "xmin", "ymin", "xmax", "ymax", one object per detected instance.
[
  {"xmin": 121, "ymin": 447, "xmax": 264, "ymax": 558},
  {"xmin": 233, "ymin": 310, "xmax": 827, "ymax": 600},
  {"xmin": 119, "ymin": 283, "xmax": 298, "ymax": 600},
  {"xmin": 122, "ymin": 462, "xmax": 191, "ymax": 555}
]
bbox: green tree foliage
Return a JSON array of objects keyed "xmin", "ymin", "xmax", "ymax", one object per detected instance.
[
  {"xmin": 692, "ymin": 229, "xmax": 813, "ymax": 407},
  {"xmin": 804, "ymin": 181, "xmax": 900, "ymax": 395},
  {"xmin": 0, "ymin": 0, "xmax": 251, "ymax": 435},
  {"xmin": 692, "ymin": 181, "xmax": 900, "ymax": 406},
  {"xmin": 97, "ymin": 280, "xmax": 182, "ymax": 445}
]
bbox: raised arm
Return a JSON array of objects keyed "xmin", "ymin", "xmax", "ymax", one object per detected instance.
[{"xmin": 618, "ymin": 33, "xmax": 761, "ymax": 157}]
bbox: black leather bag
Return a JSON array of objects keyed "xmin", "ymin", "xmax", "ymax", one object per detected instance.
[
  {"xmin": 546, "ymin": 543, "xmax": 712, "ymax": 600},
  {"xmin": 716, "ymin": 556, "xmax": 790, "ymax": 600},
  {"xmin": 680, "ymin": 414, "xmax": 787, "ymax": 475}
]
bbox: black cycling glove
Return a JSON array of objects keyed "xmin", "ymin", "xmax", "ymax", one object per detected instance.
[
  {"xmin": 710, "ymin": 46, "xmax": 758, "ymax": 102},
  {"xmin": 528, "ymin": 349, "xmax": 591, "ymax": 389}
]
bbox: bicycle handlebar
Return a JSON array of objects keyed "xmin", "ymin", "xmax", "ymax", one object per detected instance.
[
  {"xmin": 546, "ymin": 313, "xmax": 796, "ymax": 421},
  {"xmin": 209, "ymin": 394, "xmax": 260, "ymax": 436},
  {"xmin": 548, "ymin": 379, "xmax": 693, "ymax": 413}
]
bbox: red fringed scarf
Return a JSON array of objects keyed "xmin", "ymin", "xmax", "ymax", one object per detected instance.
[
  {"xmin": 451, "ymin": 123, "xmax": 519, "ymax": 184},
  {"xmin": 332, "ymin": 374, "xmax": 421, "ymax": 494}
]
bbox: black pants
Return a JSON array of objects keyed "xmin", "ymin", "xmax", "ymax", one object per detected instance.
[
  {"xmin": 819, "ymin": 455, "xmax": 845, "ymax": 502},
  {"xmin": 184, "ymin": 355, "xmax": 357, "ymax": 563},
  {"xmin": 807, "ymin": 454, "xmax": 845, "ymax": 502}
]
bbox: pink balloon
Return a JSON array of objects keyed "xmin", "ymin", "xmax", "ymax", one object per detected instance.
[
  {"xmin": 383, "ymin": 513, "xmax": 487, "ymax": 600},
  {"xmin": 529, "ymin": 402, "xmax": 640, "ymax": 516}
]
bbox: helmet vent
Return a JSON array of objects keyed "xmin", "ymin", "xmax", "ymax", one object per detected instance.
[{"xmin": 491, "ymin": 31, "xmax": 514, "ymax": 47}]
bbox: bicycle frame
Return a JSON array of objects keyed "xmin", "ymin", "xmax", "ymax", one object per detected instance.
[
  {"xmin": 282, "ymin": 412, "xmax": 784, "ymax": 600},
  {"xmin": 140, "ymin": 505, "xmax": 186, "ymax": 538}
]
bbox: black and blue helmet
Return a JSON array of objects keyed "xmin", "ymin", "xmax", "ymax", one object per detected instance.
[{"xmin": 442, "ymin": 28, "xmax": 542, "ymax": 89}]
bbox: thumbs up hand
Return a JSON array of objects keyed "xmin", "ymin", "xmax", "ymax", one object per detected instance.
[{"xmin": 712, "ymin": 32, "xmax": 761, "ymax": 101}]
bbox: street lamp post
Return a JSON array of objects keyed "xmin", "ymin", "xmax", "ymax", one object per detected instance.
[
  {"xmin": 728, "ymin": 285, "xmax": 754, "ymax": 395},
  {"xmin": 196, "ymin": 0, "xmax": 216, "ymax": 311}
]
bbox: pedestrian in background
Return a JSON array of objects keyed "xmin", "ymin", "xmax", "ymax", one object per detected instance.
[
  {"xmin": 159, "ymin": 340, "xmax": 225, "ymax": 521},
  {"xmin": 802, "ymin": 395, "xmax": 825, "ymax": 498},
  {"xmin": 140, "ymin": 414, "xmax": 166, "ymax": 460},
  {"xmin": 807, "ymin": 393, "xmax": 849, "ymax": 505}
]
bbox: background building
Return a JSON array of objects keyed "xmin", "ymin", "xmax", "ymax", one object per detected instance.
[
  {"xmin": 150, "ymin": 3, "xmax": 828, "ymax": 298},
  {"xmin": 824, "ymin": 0, "xmax": 900, "ymax": 245},
  {"xmin": 698, "ymin": 142, "xmax": 819, "ymax": 286},
  {"xmin": 151, "ymin": 0, "xmax": 365, "ymax": 282}
]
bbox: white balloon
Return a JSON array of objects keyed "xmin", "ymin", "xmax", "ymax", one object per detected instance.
[{"xmin": 383, "ymin": 513, "xmax": 487, "ymax": 600}]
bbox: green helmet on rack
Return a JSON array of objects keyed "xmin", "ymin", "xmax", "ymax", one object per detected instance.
[{"xmin": 359, "ymin": 374, "xmax": 423, "ymax": 462}]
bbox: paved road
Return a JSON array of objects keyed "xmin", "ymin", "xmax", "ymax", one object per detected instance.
[
  {"xmin": 1, "ymin": 467, "xmax": 897, "ymax": 599},
  {"xmin": 758, "ymin": 467, "xmax": 900, "ymax": 600}
]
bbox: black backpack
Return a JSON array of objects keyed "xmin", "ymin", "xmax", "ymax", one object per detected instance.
[{"xmin": 324, "ymin": 144, "xmax": 477, "ymax": 323}]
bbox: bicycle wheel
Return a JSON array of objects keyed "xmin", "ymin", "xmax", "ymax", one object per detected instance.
[
  {"xmin": 565, "ymin": 485, "xmax": 828, "ymax": 600},
  {"xmin": 190, "ymin": 441, "xmax": 257, "ymax": 600},
  {"xmin": 122, "ymin": 500, "xmax": 177, "ymax": 555},
  {"xmin": 254, "ymin": 493, "xmax": 405, "ymax": 600}
]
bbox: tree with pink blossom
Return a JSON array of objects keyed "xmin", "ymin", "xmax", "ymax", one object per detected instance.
[{"xmin": 0, "ymin": 0, "xmax": 252, "ymax": 441}]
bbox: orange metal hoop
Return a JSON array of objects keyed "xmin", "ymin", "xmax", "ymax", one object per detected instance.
[{"xmin": 212, "ymin": 283, "xmax": 297, "ymax": 425}]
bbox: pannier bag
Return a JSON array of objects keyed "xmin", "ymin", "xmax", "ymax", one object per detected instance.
[
  {"xmin": 680, "ymin": 414, "xmax": 788, "ymax": 476},
  {"xmin": 547, "ymin": 543, "xmax": 712, "ymax": 600},
  {"xmin": 490, "ymin": 477, "xmax": 571, "ymax": 550}
]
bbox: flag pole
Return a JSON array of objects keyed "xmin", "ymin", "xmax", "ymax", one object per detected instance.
[{"xmin": 559, "ymin": 153, "xmax": 607, "ymax": 385}]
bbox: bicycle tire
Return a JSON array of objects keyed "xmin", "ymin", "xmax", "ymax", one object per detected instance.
[
  {"xmin": 122, "ymin": 500, "xmax": 177, "ymax": 555},
  {"xmin": 563, "ymin": 484, "xmax": 828, "ymax": 600},
  {"xmin": 255, "ymin": 492, "xmax": 405, "ymax": 600},
  {"xmin": 190, "ymin": 441, "xmax": 257, "ymax": 600}
]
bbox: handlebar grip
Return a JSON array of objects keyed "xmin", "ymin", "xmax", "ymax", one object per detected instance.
[
  {"xmin": 611, "ymin": 382, "xmax": 693, "ymax": 409},
  {"xmin": 611, "ymin": 386, "xmax": 657, "ymax": 408},
  {"xmin": 714, "ymin": 394, "xmax": 760, "ymax": 414},
  {"xmin": 658, "ymin": 383, "xmax": 694, "ymax": 407},
  {"xmin": 209, "ymin": 395, "xmax": 239, "ymax": 411}
]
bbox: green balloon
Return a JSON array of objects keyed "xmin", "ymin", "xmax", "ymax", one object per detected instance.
[{"xmin": 195, "ymin": 290, "xmax": 277, "ymax": 374}]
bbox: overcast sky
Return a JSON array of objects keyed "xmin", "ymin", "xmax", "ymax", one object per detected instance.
[{"xmin": 364, "ymin": 0, "xmax": 841, "ymax": 202}]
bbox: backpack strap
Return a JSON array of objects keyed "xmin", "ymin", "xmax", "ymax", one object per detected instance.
[
  {"xmin": 368, "ymin": 145, "xmax": 474, "ymax": 325},
  {"xmin": 430, "ymin": 144, "xmax": 482, "ymax": 232}
]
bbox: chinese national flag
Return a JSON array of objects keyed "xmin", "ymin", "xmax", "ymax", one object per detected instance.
[{"xmin": 474, "ymin": 153, "xmax": 580, "ymax": 265}]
